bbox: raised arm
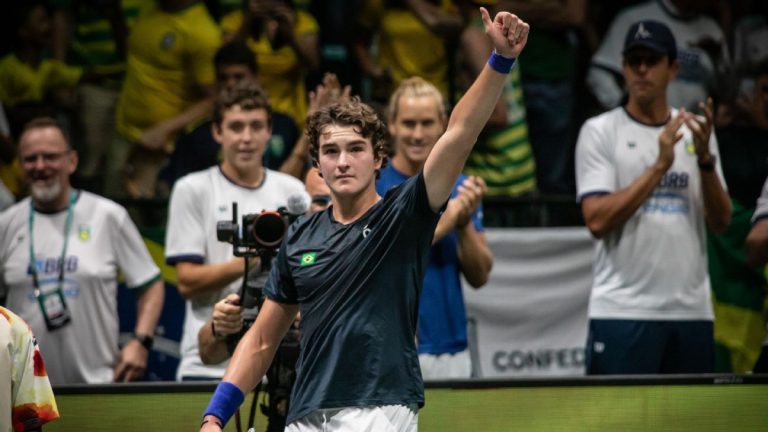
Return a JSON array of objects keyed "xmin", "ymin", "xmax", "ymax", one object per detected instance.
[{"xmin": 423, "ymin": 8, "xmax": 529, "ymax": 211}]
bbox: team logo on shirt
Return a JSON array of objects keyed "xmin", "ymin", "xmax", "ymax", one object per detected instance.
[
  {"xmin": 78, "ymin": 225, "xmax": 90, "ymax": 241},
  {"xmin": 684, "ymin": 137, "xmax": 695, "ymax": 155},
  {"xmin": 160, "ymin": 32, "xmax": 176, "ymax": 50},
  {"xmin": 628, "ymin": 141, "xmax": 636, "ymax": 149},
  {"xmin": 362, "ymin": 224, "xmax": 372, "ymax": 238},
  {"xmin": 300, "ymin": 252, "xmax": 317, "ymax": 266}
]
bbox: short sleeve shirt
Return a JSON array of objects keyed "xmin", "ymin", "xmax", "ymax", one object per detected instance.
[
  {"xmin": 575, "ymin": 107, "xmax": 726, "ymax": 321},
  {"xmin": 0, "ymin": 306, "xmax": 59, "ymax": 432},
  {"xmin": 0, "ymin": 191, "xmax": 160, "ymax": 384},
  {"xmin": 265, "ymin": 173, "xmax": 440, "ymax": 424}
]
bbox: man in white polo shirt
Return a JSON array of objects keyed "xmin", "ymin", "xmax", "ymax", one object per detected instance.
[{"xmin": 576, "ymin": 20, "xmax": 731, "ymax": 374}]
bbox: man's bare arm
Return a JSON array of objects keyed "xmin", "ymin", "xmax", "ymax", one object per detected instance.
[{"xmin": 424, "ymin": 9, "xmax": 529, "ymax": 211}]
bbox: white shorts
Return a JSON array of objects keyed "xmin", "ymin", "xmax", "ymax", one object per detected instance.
[
  {"xmin": 285, "ymin": 404, "xmax": 419, "ymax": 432},
  {"xmin": 419, "ymin": 349, "xmax": 472, "ymax": 381}
]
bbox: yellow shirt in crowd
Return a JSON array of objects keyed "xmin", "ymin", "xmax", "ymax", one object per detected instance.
[
  {"xmin": 221, "ymin": 10, "xmax": 318, "ymax": 127},
  {"xmin": 357, "ymin": 0, "xmax": 454, "ymax": 98},
  {"xmin": 115, "ymin": 2, "xmax": 221, "ymax": 142},
  {"xmin": 0, "ymin": 55, "xmax": 82, "ymax": 107}
]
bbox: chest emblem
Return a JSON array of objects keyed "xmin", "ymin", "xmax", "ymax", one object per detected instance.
[
  {"xmin": 684, "ymin": 138, "xmax": 695, "ymax": 155},
  {"xmin": 78, "ymin": 225, "xmax": 91, "ymax": 241},
  {"xmin": 300, "ymin": 252, "xmax": 317, "ymax": 266},
  {"xmin": 160, "ymin": 32, "xmax": 176, "ymax": 50},
  {"xmin": 362, "ymin": 224, "xmax": 372, "ymax": 238}
]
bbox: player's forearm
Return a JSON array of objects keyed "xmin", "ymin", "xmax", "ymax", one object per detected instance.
[
  {"xmin": 221, "ymin": 301, "xmax": 297, "ymax": 394},
  {"xmin": 176, "ymin": 259, "xmax": 245, "ymax": 299},
  {"xmin": 134, "ymin": 279, "xmax": 164, "ymax": 337},
  {"xmin": 699, "ymin": 169, "xmax": 731, "ymax": 233},
  {"xmin": 457, "ymin": 227, "xmax": 493, "ymax": 288},
  {"xmin": 448, "ymin": 64, "xmax": 507, "ymax": 151},
  {"xmin": 461, "ymin": 27, "xmax": 508, "ymax": 128},
  {"xmin": 582, "ymin": 162, "xmax": 668, "ymax": 238},
  {"xmin": 425, "ymin": 64, "xmax": 506, "ymax": 207}
]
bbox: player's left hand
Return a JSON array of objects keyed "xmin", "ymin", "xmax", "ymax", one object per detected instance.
[
  {"xmin": 480, "ymin": 8, "xmax": 529, "ymax": 59},
  {"xmin": 684, "ymin": 97, "xmax": 714, "ymax": 162},
  {"xmin": 113, "ymin": 339, "xmax": 148, "ymax": 382}
]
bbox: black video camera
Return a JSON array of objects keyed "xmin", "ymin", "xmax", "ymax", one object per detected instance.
[
  {"xmin": 215, "ymin": 195, "xmax": 308, "ymax": 322},
  {"xmin": 217, "ymin": 204, "xmax": 300, "ymax": 260}
]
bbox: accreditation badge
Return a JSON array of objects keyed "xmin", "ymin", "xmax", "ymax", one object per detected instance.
[{"xmin": 36, "ymin": 288, "xmax": 72, "ymax": 331}]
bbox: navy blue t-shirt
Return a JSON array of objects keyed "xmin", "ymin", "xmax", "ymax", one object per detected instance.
[
  {"xmin": 376, "ymin": 165, "xmax": 484, "ymax": 355},
  {"xmin": 265, "ymin": 172, "xmax": 440, "ymax": 424}
]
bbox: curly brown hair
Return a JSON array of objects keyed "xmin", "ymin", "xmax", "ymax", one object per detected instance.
[
  {"xmin": 212, "ymin": 81, "xmax": 272, "ymax": 129},
  {"xmin": 306, "ymin": 97, "xmax": 389, "ymax": 171}
]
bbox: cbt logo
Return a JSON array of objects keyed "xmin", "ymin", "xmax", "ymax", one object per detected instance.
[{"xmin": 658, "ymin": 171, "xmax": 689, "ymax": 189}]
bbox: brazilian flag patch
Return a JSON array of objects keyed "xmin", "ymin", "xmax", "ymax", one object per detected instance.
[{"xmin": 300, "ymin": 252, "xmax": 317, "ymax": 266}]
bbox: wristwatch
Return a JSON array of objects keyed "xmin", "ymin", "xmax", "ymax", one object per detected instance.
[
  {"xmin": 698, "ymin": 154, "xmax": 716, "ymax": 172},
  {"xmin": 133, "ymin": 333, "xmax": 154, "ymax": 350}
]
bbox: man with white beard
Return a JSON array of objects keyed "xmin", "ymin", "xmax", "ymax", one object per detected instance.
[{"xmin": 0, "ymin": 117, "xmax": 164, "ymax": 385}]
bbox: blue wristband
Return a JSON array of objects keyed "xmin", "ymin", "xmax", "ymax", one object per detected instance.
[
  {"xmin": 487, "ymin": 50, "xmax": 516, "ymax": 74},
  {"xmin": 203, "ymin": 381, "xmax": 245, "ymax": 426}
]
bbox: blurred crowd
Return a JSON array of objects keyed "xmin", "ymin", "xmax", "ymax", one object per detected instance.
[{"xmin": 0, "ymin": 0, "xmax": 761, "ymax": 212}]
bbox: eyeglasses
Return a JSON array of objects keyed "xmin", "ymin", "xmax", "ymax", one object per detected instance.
[
  {"xmin": 20, "ymin": 151, "xmax": 70, "ymax": 165},
  {"xmin": 625, "ymin": 53, "xmax": 664, "ymax": 68}
]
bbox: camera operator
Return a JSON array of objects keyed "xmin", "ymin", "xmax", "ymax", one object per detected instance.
[
  {"xmin": 197, "ymin": 168, "xmax": 330, "ymax": 431},
  {"xmin": 165, "ymin": 81, "xmax": 307, "ymax": 381},
  {"xmin": 198, "ymin": 167, "xmax": 331, "ymax": 365}
]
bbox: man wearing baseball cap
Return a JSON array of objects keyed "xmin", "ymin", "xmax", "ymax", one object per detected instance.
[
  {"xmin": 588, "ymin": 1, "xmax": 729, "ymax": 112},
  {"xmin": 575, "ymin": 20, "xmax": 731, "ymax": 374}
]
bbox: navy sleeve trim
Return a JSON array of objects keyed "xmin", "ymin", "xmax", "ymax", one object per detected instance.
[
  {"xmin": 166, "ymin": 254, "xmax": 205, "ymax": 265},
  {"xmin": 753, "ymin": 213, "xmax": 768, "ymax": 224},
  {"xmin": 577, "ymin": 190, "xmax": 610, "ymax": 203}
]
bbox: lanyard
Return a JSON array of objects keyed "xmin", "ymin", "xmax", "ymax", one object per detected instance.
[{"xmin": 28, "ymin": 190, "xmax": 77, "ymax": 295}]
